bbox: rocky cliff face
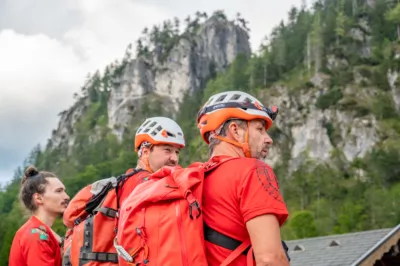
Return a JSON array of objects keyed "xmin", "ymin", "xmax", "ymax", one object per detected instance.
[
  {"xmin": 47, "ymin": 11, "xmax": 400, "ymax": 172},
  {"xmin": 107, "ymin": 16, "xmax": 251, "ymax": 140},
  {"xmin": 263, "ymin": 62, "xmax": 400, "ymax": 171},
  {"xmin": 389, "ymin": 69, "xmax": 400, "ymax": 112},
  {"xmin": 49, "ymin": 15, "xmax": 251, "ymax": 147},
  {"xmin": 262, "ymin": 77, "xmax": 381, "ymax": 171}
]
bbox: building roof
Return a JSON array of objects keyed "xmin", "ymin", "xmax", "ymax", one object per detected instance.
[{"xmin": 285, "ymin": 224, "xmax": 400, "ymax": 266}]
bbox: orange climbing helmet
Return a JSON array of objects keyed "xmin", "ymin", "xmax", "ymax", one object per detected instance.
[{"xmin": 197, "ymin": 91, "xmax": 278, "ymax": 157}]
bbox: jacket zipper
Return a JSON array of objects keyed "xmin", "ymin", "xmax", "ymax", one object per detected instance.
[{"xmin": 175, "ymin": 201, "xmax": 189, "ymax": 266}]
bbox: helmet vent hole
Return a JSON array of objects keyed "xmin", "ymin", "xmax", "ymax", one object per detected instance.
[
  {"xmin": 167, "ymin": 131, "xmax": 176, "ymax": 138},
  {"xmin": 149, "ymin": 121, "xmax": 157, "ymax": 127},
  {"xmin": 142, "ymin": 121, "xmax": 151, "ymax": 127},
  {"xmin": 216, "ymin": 94, "xmax": 227, "ymax": 102},
  {"xmin": 230, "ymin": 94, "xmax": 241, "ymax": 100},
  {"xmin": 150, "ymin": 125, "xmax": 162, "ymax": 136}
]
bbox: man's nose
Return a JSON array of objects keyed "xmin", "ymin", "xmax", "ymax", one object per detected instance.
[
  {"xmin": 170, "ymin": 152, "xmax": 178, "ymax": 163},
  {"xmin": 265, "ymin": 133, "xmax": 273, "ymax": 145},
  {"xmin": 64, "ymin": 192, "xmax": 70, "ymax": 201}
]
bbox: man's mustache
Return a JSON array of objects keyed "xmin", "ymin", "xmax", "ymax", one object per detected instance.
[{"xmin": 165, "ymin": 160, "xmax": 177, "ymax": 166}]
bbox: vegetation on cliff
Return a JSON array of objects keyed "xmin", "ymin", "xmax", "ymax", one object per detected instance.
[{"xmin": 1, "ymin": 1, "xmax": 400, "ymax": 264}]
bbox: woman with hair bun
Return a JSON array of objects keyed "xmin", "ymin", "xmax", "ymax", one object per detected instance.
[{"xmin": 9, "ymin": 166, "xmax": 70, "ymax": 266}]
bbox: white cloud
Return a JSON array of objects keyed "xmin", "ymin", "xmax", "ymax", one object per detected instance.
[
  {"xmin": 0, "ymin": 0, "xmax": 301, "ymax": 184},
  {"xmin": 0, "ymin": 30, "xmax": 84, "ymax": 185},
  {"xmin": 64, "ymin": 0, "xmax": 171, "ymax": 69},
  {"xmin": 0, "ymin": 0, "xmax": 170, "ymax": 184}
]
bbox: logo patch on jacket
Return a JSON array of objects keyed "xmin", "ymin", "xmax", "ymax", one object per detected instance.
[{"xmin": 31, "ymin": 227, "xmax": 49, "ymax": 240}]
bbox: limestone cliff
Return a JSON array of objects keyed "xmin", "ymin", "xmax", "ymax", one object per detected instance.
[
  {"xmin": 107, "ymin": 16, "xmax": 251, "ymax": 139},
  {"xmin": 46, "ymin": 8, "xmax": 400, "ymax": 173},
  {"xmin": 50, "ymin": 14, "xmax": 251, "ymax": 146}
]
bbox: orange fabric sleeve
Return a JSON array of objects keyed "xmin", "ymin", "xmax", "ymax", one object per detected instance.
[{"xmin": 238, "ymin": 163, "xmax": 289, "ymax": 226}]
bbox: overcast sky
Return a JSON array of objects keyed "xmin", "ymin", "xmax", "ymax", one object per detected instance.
[{"xmin": 0, "ymin": 0, "xmax": 302, "ymax": 185}]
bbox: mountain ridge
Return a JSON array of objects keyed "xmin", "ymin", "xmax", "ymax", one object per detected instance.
[{"xmin": 0, "ymin": 2, "xmax": 400, "ymax": 265}]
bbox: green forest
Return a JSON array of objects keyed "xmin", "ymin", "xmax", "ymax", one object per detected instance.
[{"xmin": 1, "ymin": 0, "xmax": 400, "ymax": 264}]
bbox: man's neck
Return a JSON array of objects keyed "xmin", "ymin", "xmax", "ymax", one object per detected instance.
[
  {"xmin": 211, "ymin": 141, "xmax": 245, "ymax": 158},
  {"xmin": 33, "ymin": 210, "xmax": 56, "ymax": 228},
  {"xmin": 136, "ymin": 159, "xmax": 152, "ymax": 172}
]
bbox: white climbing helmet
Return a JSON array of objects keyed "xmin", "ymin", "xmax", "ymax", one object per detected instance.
[{"xmin": 134, "ymin": 117, "xmax": 185, "ymax": 152}]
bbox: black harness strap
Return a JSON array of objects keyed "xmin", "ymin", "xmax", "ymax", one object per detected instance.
[
  {"xmin": 204, "ymin": 223, "xmax": 290, "ymax": 261},
  {"xmin": 204, "ymin": 223, "xmax": 250, "ymax": 256},
  {"xmin": 96, "ymin": 207, "xmax": 117, "ymax": 218},
  {"xmin": 79, "ymin": 252, "xmax": 118, "ymax": 262}
]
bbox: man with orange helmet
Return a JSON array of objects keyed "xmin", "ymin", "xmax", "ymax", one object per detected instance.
[
  {"xmin": 118, "ymin": 116, "xmax": 185, "ymax": 204},
  {"xmin": 197, "ymin": 91, "xmax": 289, "ymax": 266}
]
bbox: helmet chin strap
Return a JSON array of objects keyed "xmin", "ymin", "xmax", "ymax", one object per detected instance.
[
  {"xmin": 138, "ymin": 144, "xmax": 154, "ymax": 173},
  {"xmin": 143, "ymin": 157, "xmax": 154, "ymax": 173},
  {"xmin": 213, "ymin": 121, "xmax": 252, "ymax": 158}
]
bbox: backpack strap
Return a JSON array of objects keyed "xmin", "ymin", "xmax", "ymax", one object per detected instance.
[
  {"xmin": 221, "ymin": 240, "xmax": 252, "ymax": 266},
  {"xmin": 204, "ymin": 224, "xmax": 290, "ymax": 265},
  {"xmin": 96, "ymin": 207, "xmax": 117, "ymax": 218},
  {"xmin": 114, "ymin": 168, "xmax": 149, "ymax": 236},
  {"xmin": 115, "ymin": 168, "xmax": 147, "ymax": 211},
  {"xmin": 82, "ymin": 169, "xmax": 146, "ymax": 218},
  {"xmin": 202, "ymin": 156, "xmax": 241, "ymax": 174},
  {"xmin": 202, "ymin": 157, "xmax": 290, "ymax": 264},
  {"xmin": 79, "ymin": 252, "xmax": 118, "ymax": 263},
  {"xmin": 202, "ymin": 157, "xmax": 252, "ymax": 265},
  {"xmin": 204, "ymin": 224, "xmax": 252, "ymax": 266},
  {"xmin": 204, "ymin": 223, "xmax": 250, "ymax": 255}
]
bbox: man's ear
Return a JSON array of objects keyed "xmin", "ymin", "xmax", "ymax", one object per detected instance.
[
  {"xmin": 141, "ymin": 146, "xmax": 151, "ymax": 158},
  {"xmin": 33, "ymin": 193, "xmax": 43, "ymax": 206},
  {"xmin": 227, "ymin": 122, "xmax": 244, "ymax": 142}
]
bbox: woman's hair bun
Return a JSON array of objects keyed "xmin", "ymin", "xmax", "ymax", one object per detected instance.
[{"xmin": 24, "ymin": 166, "xmax": 39, "ymax": 178}]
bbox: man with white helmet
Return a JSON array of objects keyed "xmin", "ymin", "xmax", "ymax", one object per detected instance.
[
  {"xmin": 118, "ymin": 116, "xmax": 185, "ymax": 204},
  {"xmin": 60, "ymin": 117, "xmax": 185, "ymax": 266},
  {"xmin": 197, "ymin": 91, "xmax": 289, "ymax": 266}
]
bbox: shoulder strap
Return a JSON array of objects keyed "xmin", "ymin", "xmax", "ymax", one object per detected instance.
[
  {"xmin": 117, "ymin": 168, "xmax": 146, "ymax": 186},
  {"xmin": 116, "ymin": 168, "xmax": 147, "ymax": 210},
  {"xmin": 203, "ymin": 156, "xmax": 241, "ymax": 174},
  {"xmin": 84, "ymin": 169, "xmax": 146, "ymax": 215},
  {"xmin": 205, "ymin": 223, "xmax": 290, "ymax": 265},
  {"xmin": 220, "ymin": 239, "xmax": 252, "ymax": 266}
]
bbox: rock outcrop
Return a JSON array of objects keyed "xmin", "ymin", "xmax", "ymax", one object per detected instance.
[
  {"xmin": 46, "ymin": 11, "xmax": 400, "ymax": 172},
  {"xmin": 107, "ymin": 16, "xmax": 251, "ymax": 139}
]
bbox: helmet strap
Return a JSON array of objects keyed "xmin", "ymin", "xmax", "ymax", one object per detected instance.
[
  {"xmin": 138, "ymin": 144, "xmax": 154, "ymax": 173},
  {"xmin": 214, "ymin": 121, "xmax": 251, "ymax": 158},
  {"xmin": 144, "ymin": 157, "xmax": 154, "ymax": 173}
]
